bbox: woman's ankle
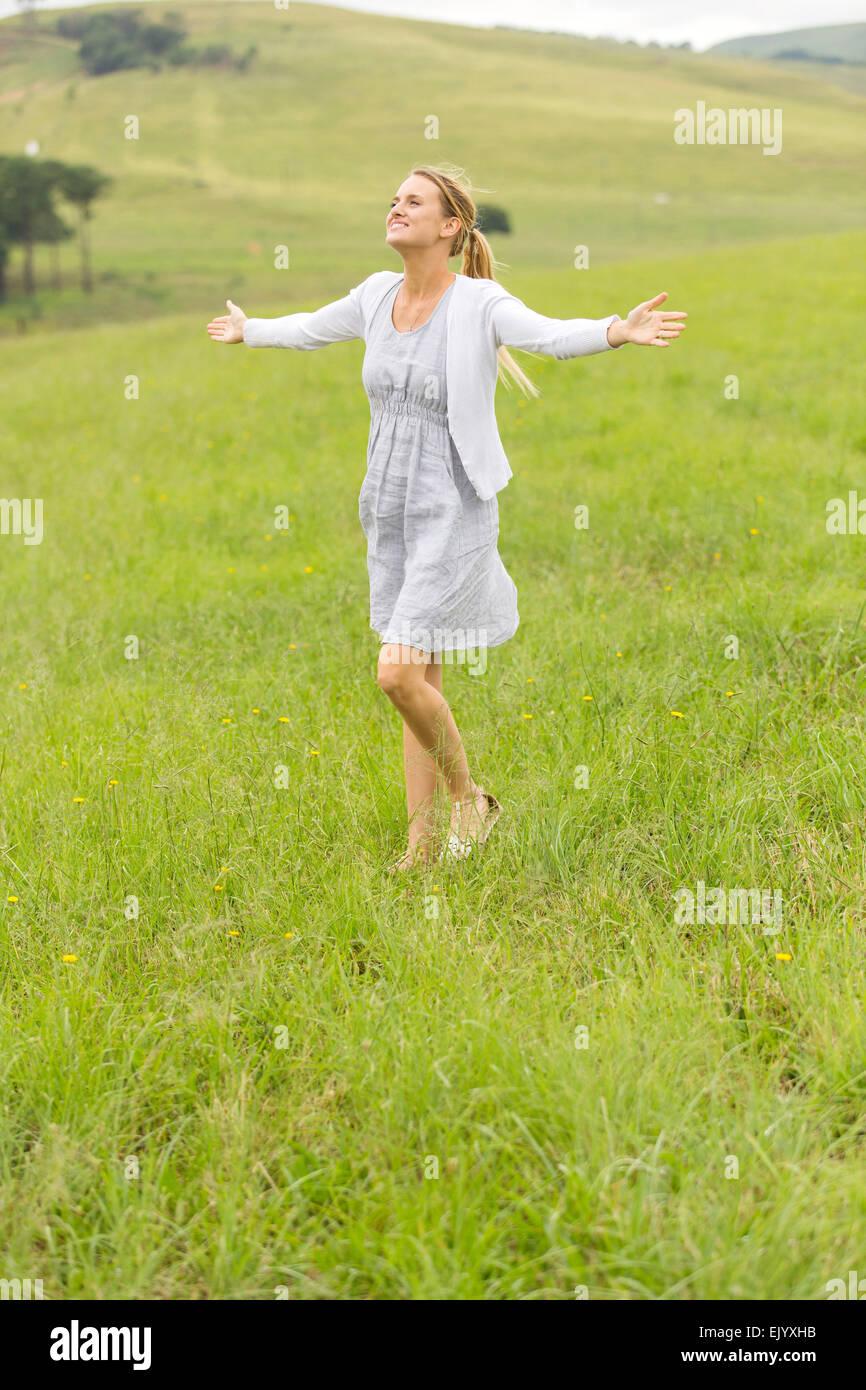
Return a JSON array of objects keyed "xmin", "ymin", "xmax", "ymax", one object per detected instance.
[
  {"xmin": 407, "ymin": 825, "xmax": 435, "ymax": 850},
  {"xmin": 453, "ymin": 779, "xmax": 482, "ymax": 805}
]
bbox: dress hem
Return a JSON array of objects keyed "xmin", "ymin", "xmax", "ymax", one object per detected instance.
[{"xmin": 371, "ymin": 617, "xmax": 519, "ymax": 654}]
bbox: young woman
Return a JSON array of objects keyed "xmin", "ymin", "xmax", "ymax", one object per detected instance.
[{"xmin": 207, "ymin": 164, "xmax": 686, "ymax": 871}]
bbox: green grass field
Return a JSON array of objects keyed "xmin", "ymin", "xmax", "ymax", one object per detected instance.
[{"xmin": 2, "ymin": 2, "xmax": 866, "ymax": 1302}]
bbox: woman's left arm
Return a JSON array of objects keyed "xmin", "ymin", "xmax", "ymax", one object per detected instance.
[{"xmin": 492, "ymin": 288, "xmax": 686, "ymax": 357}]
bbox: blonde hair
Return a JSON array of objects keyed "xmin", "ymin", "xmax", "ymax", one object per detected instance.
[{"xmin": 410, "ymin": 163, "xmax": 539, "ymax": 398}]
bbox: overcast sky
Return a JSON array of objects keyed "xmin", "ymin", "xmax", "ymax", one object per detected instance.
[{"xmin": 0, "ymin": 0, "xmax": 863, "ymax": 50}]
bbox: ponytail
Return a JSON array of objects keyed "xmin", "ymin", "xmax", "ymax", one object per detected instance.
[{"xmin": 410, "ymin": 165, "xmax": 540, "ymax": 399}]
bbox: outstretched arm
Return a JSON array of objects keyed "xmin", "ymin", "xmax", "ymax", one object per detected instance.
[
  {"xmin": 206, "ymin": 284, "xmax": 364, "ymax": 349},
  {"xmin": 491, "ymin": 288, "xmax": 686, "ymax": 357},
  {"xmin": 491, "ymin": 289, "xmax": 621, "ymax": 359}
]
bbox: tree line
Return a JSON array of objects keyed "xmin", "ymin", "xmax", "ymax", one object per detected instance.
[
  {"xmin": 0, "ymin": 157, "xmax": 111, "ymax": 301},
  {"xmin": 54, "ymin": 9, "xmax": 258, "ymax": 77}
]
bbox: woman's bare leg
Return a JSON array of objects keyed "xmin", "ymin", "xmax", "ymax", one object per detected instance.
[
  {"xmin": 378, "ymin": 644, "xmax": 490, "ymax": 862},
  {"xmin": 402, "ymin": 658, "xmax": 445, "ymax": 863}
]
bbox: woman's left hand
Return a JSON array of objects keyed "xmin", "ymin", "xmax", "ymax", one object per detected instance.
[{"xmin": 608, "ymin": 292, "xmax": 687, "ymax": 347}]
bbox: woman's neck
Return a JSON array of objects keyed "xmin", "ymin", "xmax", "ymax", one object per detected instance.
[{"xmin": 399, "ymin": 253, "xmax": 456, "ymax": 300}]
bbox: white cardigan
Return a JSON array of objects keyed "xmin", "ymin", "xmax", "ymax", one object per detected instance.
[{"xmin": 243, "ymin": 270, "xmax": 622, "ymax": 501}]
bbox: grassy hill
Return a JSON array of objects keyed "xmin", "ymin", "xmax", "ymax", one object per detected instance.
[
  {"xmin": 707, "ymin": 22, "xmax": 866, "ymax": 97},
  {"xmin": 0, "ymin": 1, "xmax": 864, "ymax": 333},
  {"xmin": 708, "ymin": 23, "xmax": 866, "ymax": 63}
]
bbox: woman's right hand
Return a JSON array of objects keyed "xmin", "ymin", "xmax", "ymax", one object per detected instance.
[{"xmin": 206, "ymin": 299, "xmax": 248, "ymax": 344}]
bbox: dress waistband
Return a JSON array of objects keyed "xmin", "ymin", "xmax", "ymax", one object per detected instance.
[{"xmin": 369, "ymin": 395, "xmax": 449, "ymax": 428}]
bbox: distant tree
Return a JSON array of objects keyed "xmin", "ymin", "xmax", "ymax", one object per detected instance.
[
  {"xmin": 235, "ymin": 44, "xmax": 258, "ymax": 71},
  {"xmin": 143, "ymin": 20, "xmax": 186, "ymax": 57},
  {"xmin": 198, "ymin": 44, "xmax": 232, "ymax": 65},
  {"xmin": 35, "ymin": 206, "xmax": 75, "ymax": 291},
  {"xmin": 0, "ymin": 157, "xmax": 111, "ymax": 300},
  {"xmin": 0, "ymin": 226, "xmax": 9, "ymax": 302},
  {"xmin": 79, "ymin": 15, "xmax": 146, "ymax": 76},
  {"xmin": 0, "ymin": 156, "xmax": 55, "ymax": 295},
  {"xmin": 475, "ymin": 204, "xmax": 512, "ymax": 235},
  {"xmin": 54, "ymin": 164, "xmax": 114, "ymax": 293},
  {"xmin": 40, "ymin": 159, "xmax": 76, "ymax": 290},
  {"xmin": 55, "ymin": 9, "xmax": 254, "ymax": 76}
]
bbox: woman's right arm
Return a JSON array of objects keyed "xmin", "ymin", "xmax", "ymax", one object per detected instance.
[{"xmin": 206, "ymin": 284, "xmax": 364, "ymax": 350}]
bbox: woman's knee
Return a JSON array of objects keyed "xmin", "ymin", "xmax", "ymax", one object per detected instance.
[{"xmin": 377, "ymin": 645, "xmax": 425, "ymax": 702}]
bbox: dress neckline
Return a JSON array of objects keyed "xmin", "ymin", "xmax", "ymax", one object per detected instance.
[{"xmin": 389, "ymin": 278, "xmax": 455, "ymax": 336}]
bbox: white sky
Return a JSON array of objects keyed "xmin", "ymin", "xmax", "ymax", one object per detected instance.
[{"xmin": 0, "ymin": 0, "xmax": 863, "ymax": 51}]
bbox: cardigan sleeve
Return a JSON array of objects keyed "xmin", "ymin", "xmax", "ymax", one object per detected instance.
[
  {"xmin": 491, "ymin": 290, "xmax": 624, "ymax": 359},
  {"xmin": 242, "ymin": 281, "xmax": 365, "ymax": 349}
]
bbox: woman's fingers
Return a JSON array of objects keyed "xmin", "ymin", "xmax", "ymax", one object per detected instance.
[
  {"xmin": 631, "ymin": 296, "xmax": 687, "ymax": 324},
  {"xmin": 206, "ymin": 315, "xmax": 235, "ymax": 340}
]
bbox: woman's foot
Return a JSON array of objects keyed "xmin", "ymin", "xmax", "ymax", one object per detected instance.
[
  {"xmin": 449, "ymin": 782, "xmax": 489, "ymax": 838},
  {"xmin": 441, "ymin": 784, "xmax": 501, "ymax": 863},
  {"xmin": 388, "ymin": 837, "xmax": 435, "ymax": 874}
]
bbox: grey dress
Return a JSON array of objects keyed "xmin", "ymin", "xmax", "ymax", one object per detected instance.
[{"xmin": 359, "ymin": 278, "xmax": 519, "ymax": 655}]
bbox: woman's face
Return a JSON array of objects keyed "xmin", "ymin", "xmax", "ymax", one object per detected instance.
[{"xmin": 386, "ymin": 176, "xmax": 460, "ymax": 253}]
